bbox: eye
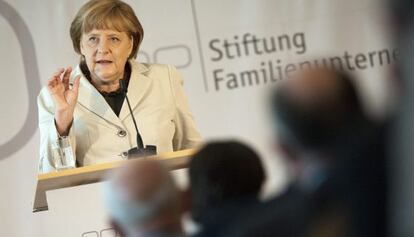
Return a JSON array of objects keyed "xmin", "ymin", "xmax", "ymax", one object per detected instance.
[
  {"xmin": 110, "ymin": 37, "xmax": 121, "ymax": 43},
  {"xmin": 88, "ymin": 36, "xmax": 99, "ymax": 45}
]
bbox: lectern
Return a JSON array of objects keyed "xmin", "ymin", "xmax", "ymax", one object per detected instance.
[{"xmin": 33, "ymin": 148, "xmax": 196, "ymax": 212}]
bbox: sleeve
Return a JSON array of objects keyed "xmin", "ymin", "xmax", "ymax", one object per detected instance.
[
  {"xmin": 37, "ymin": 87, "xmax": 77, "ymax": 173},
  {"xmin": 168, "ymin": 65, "xmax": 203, "ymax": 150}
]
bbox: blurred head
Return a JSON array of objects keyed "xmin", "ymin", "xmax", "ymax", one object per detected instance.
[
  {"xmin": 389, "ymin": 0, "xmax": 414, "ymax": 35},
  {"xmin": 271, "ymin": 68, "xmax": 366, "ymax": 157},
  {"xmin": 389, "ymin": 0, "xmax": 414, "ymax": 95},
  {"xmin": 188, "ymin": 141, "xmax": 265, "ymax": 222},
  {"xmin": 70, "ymin": 0, "xmax": 144, "ymax": 85},
  {"xmin": 271, "ymin": 69, "xmax": 387, "ymax": 236},
  {"xmin": 103, "ymin": 160, "xmax": 182, "ymax": 237}
]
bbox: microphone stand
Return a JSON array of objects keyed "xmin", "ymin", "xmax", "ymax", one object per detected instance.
[{"xmin": 120, "ymin": 79, "xmax": 157, "ymax": 159}]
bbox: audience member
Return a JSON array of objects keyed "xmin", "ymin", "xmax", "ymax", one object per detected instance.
[
  {"xmin": 388, "ymin": 1, "xmax": 414, "ymax": 235},
  {"xmin": 221, "ymin": 68, "xmax": 388, "ymax": 237},
  {"xmin": 103, "ymin": 159, "xmax": 184, "ymax": 237},
  {"xmin": 188, "ymin": 141, "xmax": 266, "ymax": 237}
]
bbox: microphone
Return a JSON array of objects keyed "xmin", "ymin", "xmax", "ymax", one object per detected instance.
[{"xmin": 119, "ymin": 79, "xmax": 157, "ymax": 158}]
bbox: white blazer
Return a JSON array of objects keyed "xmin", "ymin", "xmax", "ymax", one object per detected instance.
[{"xmin": 38, "ymin": 61, "xmax": 202, "ymax": 173}]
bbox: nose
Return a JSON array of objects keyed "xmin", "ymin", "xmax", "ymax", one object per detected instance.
[{"xmin": 97, "ymin": 38, "xmax": 110, "ymax": 55}]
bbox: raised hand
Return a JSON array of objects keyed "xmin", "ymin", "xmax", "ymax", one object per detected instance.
[{"xmin": 47, "ymin": 67, "xmax": 81, "ymax": 136}]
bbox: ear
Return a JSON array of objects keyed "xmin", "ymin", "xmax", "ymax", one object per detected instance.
[
  {"xmin": 79, "ymin": 38, "xmax": 85, "ymax": 56},
  {"xmin": 128, "ymin": 36, "xmax": 134, "ymax": 58}
]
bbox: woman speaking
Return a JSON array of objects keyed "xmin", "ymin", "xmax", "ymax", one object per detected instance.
[{"xmin": 37, "ymin": 0, "xmax": 201, "ymax": 173}]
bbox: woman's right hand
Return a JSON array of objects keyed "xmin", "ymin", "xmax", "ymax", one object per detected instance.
[{"xmin": 47, "ymin": 67, "xmax": 81, "ymax": 136}]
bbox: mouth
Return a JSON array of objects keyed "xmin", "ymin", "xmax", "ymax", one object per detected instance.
[{"xmin": 95, "ymin": 60, "xmax": 113, "ymax": 64}]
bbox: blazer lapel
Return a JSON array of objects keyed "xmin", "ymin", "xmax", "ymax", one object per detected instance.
[
  {"xmin": 119, "ymin": 62, "xmax": 152, "ymax": 121},
  {"xmin": 72, "ymin": 68, "xmax": 123, "ymax": 127}
]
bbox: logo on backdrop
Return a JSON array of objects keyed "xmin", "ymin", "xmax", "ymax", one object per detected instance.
[
  {"xmin": 0, "ymin": 1, "xmax": 41, "ymax": 160},
  {"xmin": 138, "ymin": 44, "xmax": 192, "ymax": 69},
  {"xmin": 81, "ymin": 228, "xmax": 118, "ymax": 237}
]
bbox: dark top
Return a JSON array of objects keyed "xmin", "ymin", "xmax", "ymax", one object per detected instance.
[
  {"xmin": 100, "ymin": 89, "xmax": 125, "ymax": 117},
  {"xmin": 80, "ymin": 61, "xmax": 131, "ymax": 117},
  {"xmin": 191, "ymin": 196, "xmax": 262, "ymax": 237}
]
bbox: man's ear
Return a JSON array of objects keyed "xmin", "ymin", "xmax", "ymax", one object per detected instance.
[{"xmin": 110, "ymin": 219, "xmax": 125, "ymax": 237}]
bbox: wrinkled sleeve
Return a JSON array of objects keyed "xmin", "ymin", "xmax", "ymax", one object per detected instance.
[
  {"xmin": 37, "ymin": 87, "xmax": 76, "ymax": 173},
  {"xmin": 168, "ymin": 65, "xmax": 202, "ymax": 150}
]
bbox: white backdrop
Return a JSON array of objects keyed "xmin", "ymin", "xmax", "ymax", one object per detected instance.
[{"xmin": 0, "ymin": 0, "xmax": 395, "ymax": 236}]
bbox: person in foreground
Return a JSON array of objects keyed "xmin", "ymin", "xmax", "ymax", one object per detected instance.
[
  {"xmin": 187, "ymin": 140, "xmax": 265, "ymax": 237},
  {"xmin": 222, "ymin": 68, "xmax": 388, "ymax": 237},
  {"xmin": 37, "ymin": 0, "xmax": 201, "ymax": 173},
  {"xmin": 103, "ymin": 159, "xmax": 184, "ymax": 237}
]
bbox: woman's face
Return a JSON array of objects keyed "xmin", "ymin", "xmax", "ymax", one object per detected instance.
[{"xmin": 80, "ymin": 29, "xmax": 133, "ymax": 85}]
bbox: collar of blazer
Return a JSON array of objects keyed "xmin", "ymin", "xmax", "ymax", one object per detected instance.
[{"xmin": 70, "ymin": 60, "xmax": 152, "ymax": 128}]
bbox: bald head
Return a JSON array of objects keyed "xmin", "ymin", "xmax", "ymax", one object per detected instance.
[
  {"xmin": 103, "ymin": 159, "xmax": 181, "ymax": 237},
  {"xmin": 113, "ymin": 159, "xmax": 173, "ymax": 202},
  {"xmin": 272, "ymin": 68, "xmax": 365, "ymax": 151},
  {"xmin": 284, "ymin": 69, "xmax": 348, "ymax": 110}
]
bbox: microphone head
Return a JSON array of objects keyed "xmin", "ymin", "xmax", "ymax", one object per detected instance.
[{"xmin": 119, "ymin": 79, "xmax": 127, "ymax": 93}]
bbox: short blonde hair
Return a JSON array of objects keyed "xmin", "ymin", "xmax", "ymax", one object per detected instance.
[{"xmin": 70, "ymin": 0, "xmax": 144, "ymax": 59}]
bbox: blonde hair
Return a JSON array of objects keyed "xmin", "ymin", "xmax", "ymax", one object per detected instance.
[{"xmin": 70, "ymin": 0, "xmax": 144, "ymax": 59}]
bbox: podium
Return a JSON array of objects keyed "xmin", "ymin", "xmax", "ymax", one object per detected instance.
[{"xmin": 33, "ymin": 148, "xmax": 196, "ymax": 213}]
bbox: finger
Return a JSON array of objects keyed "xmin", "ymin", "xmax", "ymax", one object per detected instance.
[
  {"xmin": 49, "ymin": 69, "xmax": 64, "ymax": 85},
  {"xmin": 47, "ymin": 77, "xmax": 58, "ymax": 88},
  {"xmin": 47, "ymin": 79, "xmax": 60, "ymax": 95},
  {"xmin": 72, "ymin": 75, "xmax": 81, "ymax": 95},
  {"xmin": 47, "ymin": 77, "xmax": 54, "ymax": 86},
  {"xmin": 62, "ymin": 67, "xmax": 72, "ymax": 90},
  {"xmin": 50, "ymin": 69, "xmax": 65, "ymax": 89},
  {"xmin": 52, "ymin": 68, "xmax": 65, "ymax": 79}
]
